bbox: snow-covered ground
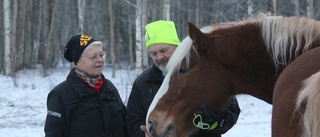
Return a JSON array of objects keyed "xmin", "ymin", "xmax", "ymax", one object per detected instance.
[{"xmin": 0, "ymin": 67, "xmax": 272, "ymax": 137}]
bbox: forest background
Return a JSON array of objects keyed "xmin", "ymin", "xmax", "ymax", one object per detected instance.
[{"xmin": 1, "ymin": 0, "xmax": 320, "ymax": 81}]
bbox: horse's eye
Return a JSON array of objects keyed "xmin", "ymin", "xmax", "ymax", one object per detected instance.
[{"xmin": 179, "ymin": 69, "xmax": 188, "ymax": 74}]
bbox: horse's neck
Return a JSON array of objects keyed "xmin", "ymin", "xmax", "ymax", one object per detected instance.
[
  {"xmin": 235, "ymin": 73, "xmax": 275, "ymax": 104},
  {"xmin": 250, "ymin": 42, "xmax": 320, "ymax": 104},
  {"xmin": 232, "ymin": 35, "xmax": 276, "ymax": 104}
]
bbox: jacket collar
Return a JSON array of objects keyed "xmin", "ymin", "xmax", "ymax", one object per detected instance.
[
  {"xmin": 145, "ymin": 64, "xmax": 164, "ymax": 82},
  {"xmin": 67, "ymin": 68, "xmax": 115, "ymax": 97}
]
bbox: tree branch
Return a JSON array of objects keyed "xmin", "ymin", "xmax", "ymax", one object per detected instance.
[{"xmin": 123, "ymin": 0, "xmax": 136, "ymax": 8}]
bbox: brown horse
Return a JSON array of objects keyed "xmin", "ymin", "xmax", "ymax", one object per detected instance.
[{"xmin": 146, "ymin": 13, "xmax": 320, "ymax": 137}]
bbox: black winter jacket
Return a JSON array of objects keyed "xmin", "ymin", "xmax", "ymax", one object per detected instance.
[
  {"xmin": 126, "ymin": 65, "xmax": 240, "ymax": 137},
  {"xmin": 44, "ymin": 68, "xmax": 128, "ymax": 137}
]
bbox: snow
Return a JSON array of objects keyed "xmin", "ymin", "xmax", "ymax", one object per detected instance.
[{"xmin": 0, "ymin": 67, "xmax": 272, "ymax": 137}]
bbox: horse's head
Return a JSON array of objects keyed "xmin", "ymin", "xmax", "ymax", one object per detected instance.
[{"xmin": 145, "ymin": 22, "xmax": 241, "ymax": 137}]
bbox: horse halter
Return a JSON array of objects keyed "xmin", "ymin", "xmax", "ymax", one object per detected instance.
[{"xmin": 192, "ymin": 113, "xmax": 218, "ymax": 130}]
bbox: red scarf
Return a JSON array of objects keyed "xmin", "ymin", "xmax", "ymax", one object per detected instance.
[
  {"xmin": 82, "ymin": 78, "xmax": 103, "ymax": 92},
  {"xmin": 75, "ymin": 68, "xmax": 103, "ymax": 92},
  {"xmin": 92, "ymin": 78, "xmax": 103, "ymax": 92}
]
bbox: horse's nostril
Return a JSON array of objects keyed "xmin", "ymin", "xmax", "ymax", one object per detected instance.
[
  {"xmin": 148, "ymin": 120, "xmax": 156, "ymax": 135},
  {"xmin": 147, "ymin": 120, "xmax": 174, "ymax": 137}
]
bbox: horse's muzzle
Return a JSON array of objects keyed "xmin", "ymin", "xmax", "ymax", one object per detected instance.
[{"xmin": 148, "ymin": 119, "xmax": 173, "ymax": 137}]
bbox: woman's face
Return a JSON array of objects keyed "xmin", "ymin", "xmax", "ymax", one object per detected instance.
[{"xmin": 76, "ymin": 44, "xmax": 105, "ymax": 76}]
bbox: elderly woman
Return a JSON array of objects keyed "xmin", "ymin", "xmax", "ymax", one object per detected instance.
[{"xmin": 44, "ymin": 34, "xmax": 128, "ymax": 137}]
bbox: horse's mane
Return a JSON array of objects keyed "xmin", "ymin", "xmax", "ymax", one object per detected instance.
[
  {"xmin": 167, "ymin": 13, "xmax": 320, "ymax": 73},
  {"xmin": 257, "ymin": 13, "xmax": 320, "ymax": 67}
]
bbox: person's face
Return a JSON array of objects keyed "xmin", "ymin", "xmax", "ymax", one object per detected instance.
[
  {"xmin": 148, "ymin": 44, "xmax": 176, "ymax": 72},
  {"xmin": 77, "ymin": 44, "xmax": 105, "ymax": 76}
]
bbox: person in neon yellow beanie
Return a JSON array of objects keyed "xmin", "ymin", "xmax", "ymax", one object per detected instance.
[
  {"xmin": 127, "ymin": 20, "xmax": 240, "ymax": 137},
  {"xmin": 127, "ymin": 20, "xmax": 181, "ymax": 137}
]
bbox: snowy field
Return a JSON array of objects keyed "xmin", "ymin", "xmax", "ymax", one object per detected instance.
[{"xmin": 0, "ymin": 67, "xmax": 272, "ymax": 137}]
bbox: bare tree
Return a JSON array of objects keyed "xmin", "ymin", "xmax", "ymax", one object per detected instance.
[
  {"xmin": 306, "ymin": 0, "xmax": 314, "ymax": 17},
  {"xmin": 126, "ymin": 3, "xmax": 134, "ymax": 69},
  {"xmin": 10, "ymin": 0, "xmax": 18, "ymax": 80},
  {"xmin": 44, "ymin": 0, "xmax": 60, "ymax": 76},
  {"xmin": 151, "ymin": 0, "xmax": 162, "ymax": 21},
  {"xmin": 195, "ymin": 0, "xmax": 200, "ymax": 25},
  {"xmin": 16, "ymin": 0, "xmax": 26, "ymax": 70},
  {"xmin": 78, "ymin": 0, "xmax": 85, "ymax": 33},
  {"xmin": 135, "ymin": 0, "xmax": 143, "ymax": 75},
  {"xmin": 109, "ymin": 0, "xmax": 116, "ymax": 78},
  {"xmin": 273, "ymin": 0, "xmax": 277, "ymax": 15},
  {"xmin": 2, "ymin": 0, "xmax": 319, "ymax": 78},
  {"xmin": 31, "ymin": 0, "xmax": 42, "ymax": 68},
  {"xmin": 163, "ymin": 0, "xmax": 170, "ymax": 20},
  {"xmin": 293, "ymin": 0, "xmax": 300, "ymax": 15},
  {"xmin": 188, "ymin": 0, "xmax": 193, "ymax": 22},
  {"xmin": 9, "ymin": 0, "xmax": 18, "ymax": 85},
  {"xmin": 267, "ymin": 0, "xmax": 272, "ymax": 14},
  {"xmin": 123, "ymin": 0, "xmax": 136, "ymax": 70},
  {"xmin": 23, "ymin": 1, "xmax": 31, "ymax": 68},
  {"xmin": 3, "ymin": 0, "xmax": 11, "ymax": 76},
  {"xmin": 247, "ymin": 0, "xmax": 253, "ymax": 17},
  {"xmin": 141, "ymin": 0, "xmax": 149, "ymax": 70},
  {"xmin": 39, "ymin": 0, "xmax": 50, "ymax": 76}
]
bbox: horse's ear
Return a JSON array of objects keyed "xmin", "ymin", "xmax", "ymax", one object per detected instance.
[
  {"xmin": 188, "ymin": 22, "xmax": 201, "ymax": 41},
  {"xmin": 187, "ymin": 22, "xmax": 207, "ymax": 51},
  {"xmin": 210, "ymin": 21, "xmax": 219, "ymax": 28},
  {"xmin": 210, "ymin": 20, "xmax": 217, "ymax": 25}
]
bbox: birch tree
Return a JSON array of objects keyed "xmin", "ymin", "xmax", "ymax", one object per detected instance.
[
  {"xmin": 135, "ymin": 0, "xmax": 143, "ymax": 75},
  {"xmin": 141, "ymin": 0, "xmax": 149, "ymax": 70},
  {"xmin": 3, "ymin": 0, "xmax": 11, "ymax": 76},
  {"xmin": 78, "ymin": 0, "xmax": 85, "ymax": 33},
  {"xmin": 163, "ymin": 0, "xmax": 170, "ymax": 20}
]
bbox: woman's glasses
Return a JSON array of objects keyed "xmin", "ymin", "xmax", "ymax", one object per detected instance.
[{"xmin": 83, "ymin": 51, "xmax": 106, "ymax": 62}]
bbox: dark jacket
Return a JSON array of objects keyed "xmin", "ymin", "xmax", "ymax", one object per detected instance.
[
  {"xmin": 127, "ymin": 65, "xmax": 163, "ymax": 137},
  {"xmin": 126, "ymin": 65, "xmax": 240, "ymax": 137},
  {"xmin": 44, "ymin": 68, "xmax": 128, "ymax": 137}
]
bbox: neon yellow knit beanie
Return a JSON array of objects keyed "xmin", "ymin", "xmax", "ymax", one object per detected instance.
[{"xmin": 145, "ymin": 20, "xmax": 180, "ymax": 49}]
